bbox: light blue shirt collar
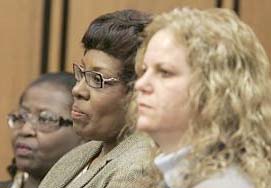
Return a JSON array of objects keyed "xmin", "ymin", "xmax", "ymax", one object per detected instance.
[{"xmin": 154, "ymin": 147, "xmax": 191, "ymax": 188}]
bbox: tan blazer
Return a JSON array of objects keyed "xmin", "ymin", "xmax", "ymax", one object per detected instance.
[{"xmin": 39, "ymin": 133, "xmax": 157, "ymax": 188}]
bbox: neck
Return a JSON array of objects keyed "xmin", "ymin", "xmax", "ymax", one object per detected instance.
[
  {"xmin": 24, "ymin": 174, "xmax": 41, "ymax": 188},
  {"xmin": 101, "ymin": 138, "xmax": 119, "ymax": 156},
  {"xmin": 152, "ymin": 130, "xmax": 183, "ymax": 154}
]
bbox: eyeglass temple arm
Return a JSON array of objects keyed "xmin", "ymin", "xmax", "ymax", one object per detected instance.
[
  {"xmin": 104, "ymin": 78, "xmax": 119, "ymax": 82},
  {"xmin": 59, "ymin": 118, "xmax": 73, "ymax": 127}
]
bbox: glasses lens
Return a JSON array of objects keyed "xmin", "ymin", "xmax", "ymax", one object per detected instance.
[
  {"xmin": 7, "ymin": 114, "xmax": 25, "ymax": 129},
  {"xmin": 85, "ymin": 71, "xmax": 102, "ymax": 88},
  {"xmin": 73, "ymin": 64, "xmax": 83, "ymax": 82},
  {"xmin": 37, "ymin": 111, "xmax": 60, "ymax": 132}
]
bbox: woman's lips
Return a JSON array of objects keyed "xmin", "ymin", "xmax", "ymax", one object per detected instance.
[
  {"xmin": 71, "ymin": 107, "xmax": 91, "ymax": 121},
  {"xmin": 138, "ymin": 103, "xmax": 152, "ymax": 108},
  {"xmin": 137, "ymin": 102, "xmax": 153, "ymax": 113},
  {"xmin": 15, "ymin": 142, "xmax": 33, "ymax": 157}
]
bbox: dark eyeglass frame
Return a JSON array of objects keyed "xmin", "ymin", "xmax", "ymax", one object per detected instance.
[
  {"xmin": 73, "ymin": 63, "xmax": 120, "ymax": 89},
  {"xmin": 7, "ymin": 112, "xmax": 73, "ymax": 133}
]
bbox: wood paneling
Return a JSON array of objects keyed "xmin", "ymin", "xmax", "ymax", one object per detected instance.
[
  {"xmin": 48, "ymin": 0, "xmax": 63, "ymax": 72},
  {"xmin": 0, "ymin": 0, "xmax": 42, "ymax": 180},
  {"xmin": 222, "ymin": 0, "xmax": 234, "ymax": 9},
  {"xmin": 240, "ymin": 0, "xmax": 271, "ymax": 59}
]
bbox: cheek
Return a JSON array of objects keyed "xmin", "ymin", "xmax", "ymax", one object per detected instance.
[
  {"xmin": 155, "ymin": 86, "xmax": 189, "ymax": 129},
  {"xmin": 137, "ymin": 115, "xmax": 154, "ymax": 132},
  {"xmin": 11, "ymin": 132, "xmax": 16, "ymax": 143},
  {"xmin": 159, "ymin": 79, "xmax": 189, "ymax": 110},
  {"xmin": 11, "ymin": 131, "xmax": 19, "ymax": 151},
  {"xmin": 91, "ymin": 91, "xmax": 126, "ymax": 118}
]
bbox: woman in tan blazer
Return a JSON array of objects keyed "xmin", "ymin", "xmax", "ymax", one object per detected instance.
[{"xmin": 39, "ymin": 9, "xmax": 157, "ymax": 188}]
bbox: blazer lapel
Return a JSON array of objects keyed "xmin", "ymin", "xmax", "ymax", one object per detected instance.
[
  {"xmin": 69, "ymin": 134, "xmax": 146, "ymax": 188},
  {"xmin": 71, "ymin": 156, "xmax": 112, "ymax": 188},
  {"xmin": 102, "ymin": 133, "xmax": 145, "ymax": 161},
  {"xmin": 70, "ymin": 133, "xmax": 144, "ymax": 188},
  {"xmin": 50, "ymin": 141, "xmax": 103, "ymax": 188}
]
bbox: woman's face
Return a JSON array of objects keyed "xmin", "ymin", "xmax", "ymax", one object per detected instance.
[
  {"xmin": 71, "ymin": 49, "xmax": 127, "ymax": 141},
  {"xmin": 135, "ymin": 29, "xmax": 191, "ymax": 144},
  {"xmin": 11, "ymin": 84, "xmax": 82, "ymax": 177}
]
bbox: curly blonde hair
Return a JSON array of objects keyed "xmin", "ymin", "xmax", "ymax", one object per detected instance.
[{"xmin": 135, "ymin": 8, "xmax": 271, "ymax": 188}]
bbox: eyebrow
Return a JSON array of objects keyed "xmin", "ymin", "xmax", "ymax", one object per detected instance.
[
  {"xmin": 92, "ymin": 66, "xmax": 104, "ymax": 72},
  {"xmin": 80, "ymin": 59, "xmax": 118, "ymax": 76},
  {"xmin": 19, "ymin": 105, "xmax": 30, "ymax": 112},
  {"xmin": 144, "ymin": 61, "xmax": 175, "ymax": 69},
  {"xmin": 156, "ymin": 62, "xmax": 173, "ymax": 69},
  {"xmin": 20, "ymin": 104, "xmax": 53, "ymax": 114},
  {"xmin": 80, "ymin": 59, "xmax": 103, "ymax": 71}
]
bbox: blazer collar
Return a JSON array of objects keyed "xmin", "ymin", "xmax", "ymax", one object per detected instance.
[
  {"xmin": 69, "ymin": 133, "xmax": 143, "ymax": 188},
  {"xmin": 54, "ymin": 141, "xmax": 103, "ymax": 188},
  {"xmin": 103, "ymin": 133, "xmax": 143, "ymax": 161}
]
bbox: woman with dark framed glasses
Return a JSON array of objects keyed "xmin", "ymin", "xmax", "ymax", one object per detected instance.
[
  {"xmin": 40, "ymin": 10, "xmax": 157, "ymax": 188},
  {"xmin": 7, "ymin": 110, "xmax": 73, "ymax": 133},
  {"xmin": 1, "ymin": 73, "xmax": 82, "ymax": 188},
  {"xmin": 73, "ymin": 64, "xmax": 120, "ymax": 89}
]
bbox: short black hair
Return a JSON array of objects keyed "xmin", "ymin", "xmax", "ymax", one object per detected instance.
[
  {"xmin": 7, "ymin": 158, "xmax": 16, "ymax": 179},
  {"xmin": 19, "ymin": 72, "xmax": 75, "ymax": 105},
  {"xmin": 82, "ymin": 9, "xmax": 151, "ymax": 88}
]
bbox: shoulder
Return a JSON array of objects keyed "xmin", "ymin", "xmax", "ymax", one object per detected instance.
[
  {"xmin": 100, "ymin": 133, "xmax": 159, "ymax": 188},
  {"xmin": 121, "ymin": 132, "xmax": 155, "ymax": 151},
  {"xmin": 194, "ymin": 166, "xmax": 253, "ymax": 188},
  {"xmin": 58, "ymin": 141, "xmax": 102, "ymax": 162},
  {"xmin": 0, "ymin": 180, "xmax": 12, "ymax": 188},
  {"xmin": 47, "ymin": 140, "xmax": 102, "ymax": 171},
  {"xmin": 40, "ymin": 141, "xmax": 102, "ymax": 188},
  {"xmin": 116, "ymin": 133, "xmax": 155, "ymax": 164}
]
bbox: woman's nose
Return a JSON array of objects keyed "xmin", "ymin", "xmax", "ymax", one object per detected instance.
[
  {"xmin": 135, "ymin": 71, "xmax": 153, "ymax": 94},
  {"xmin": 72, "ymin": 79, "xmax": 90, "ymax": 101},
  {"xmin": 17, "ymin": 121, "xmax": 37, "ymax": 137}
]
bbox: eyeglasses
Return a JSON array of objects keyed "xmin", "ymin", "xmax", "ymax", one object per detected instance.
[
  {"xmin": 73, "ymin": 64, "xmax": 120, "ymax": 88},
  {"xmin": 7, "ymin": 111, "xmax": 73, "ymax": 133}
]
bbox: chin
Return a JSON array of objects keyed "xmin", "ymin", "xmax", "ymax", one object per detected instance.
[
  {"xmin": 136, "ymin": 118, "xmax": 153, "ymax": 133},
  {"xmin": 73, "ymin": 121, "xmax": 87, "ymax": 133},
  {"xmin": 16, "ymin": 158, "xmax": 32, "ymax": 171}
]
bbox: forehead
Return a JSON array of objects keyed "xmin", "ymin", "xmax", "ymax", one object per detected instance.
[
  {"xmin": 21, "ymin": 83, "xmax": 71, "ymax": 115},
  {"xmin": 81, "ymin": 49, "xmax": 122, "ymax": 75},
  {"xmin": 144, "ymin": 29, "xmax": 186, "ymax": 66}
]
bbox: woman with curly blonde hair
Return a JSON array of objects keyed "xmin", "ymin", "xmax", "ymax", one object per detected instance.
[{"xmin": 135, "ymin": 8, "xmax": 271, "ymax": 188}]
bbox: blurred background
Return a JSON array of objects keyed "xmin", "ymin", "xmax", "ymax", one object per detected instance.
[{"xmin": 0, "ymin": 0, "xmax": 270, "ymax": 180}]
